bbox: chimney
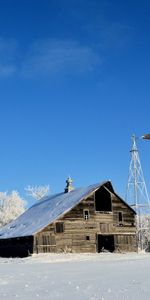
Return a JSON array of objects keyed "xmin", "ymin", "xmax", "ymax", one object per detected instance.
[{"xmin": 64, "ymin": 176, "xmax": 74, "ymax": 193}]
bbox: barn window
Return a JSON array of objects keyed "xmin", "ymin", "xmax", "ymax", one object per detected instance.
[
  {"xmin": 84, "ymin": 210, "xmax": 90, "ymax": 220},
  {"xmin": 86, "ymin": 235, "xmax": 90, "ymax": 241},
  {"xmin": 118, "ymin": 212, "xmax": 123, "ymax": 222},
  {"xmin": 55, "ymin": 222, "xmax": 64, "ymax": 233},
  {"xmin": 95, "ymin": 187, "xmax": 112, "ymax": 212}
]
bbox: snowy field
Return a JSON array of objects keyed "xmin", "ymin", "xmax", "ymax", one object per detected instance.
[{"xmin": 0, "ymin": 253, "xmax": 150, "ymax": 300}]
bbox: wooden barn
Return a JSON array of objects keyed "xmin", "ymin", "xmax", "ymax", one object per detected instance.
[{"xmin": 0, "ymin": 179, "xmax": 137, "ymax": 257}]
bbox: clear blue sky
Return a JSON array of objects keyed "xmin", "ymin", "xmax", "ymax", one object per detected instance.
[{"xmin": 0, "ymin": 0, "xmax": 150, "ymax": 206}]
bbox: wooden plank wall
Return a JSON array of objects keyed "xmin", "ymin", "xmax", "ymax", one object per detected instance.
[{"xmin": 34, "ymin": 189, "xmax": 137, "ymax": 254}]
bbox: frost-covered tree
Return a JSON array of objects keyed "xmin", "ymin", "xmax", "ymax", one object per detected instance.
[
  {"xmin": 25, "ymin": 185, "xmax": 50, "ymax": 200},
  {"xmin": 135, "ymin": 214, "xmax": 150, "ymax": 251},
  {"xmin": 0, "ymin": 191, "xmax": 25, "ymax": 227}
]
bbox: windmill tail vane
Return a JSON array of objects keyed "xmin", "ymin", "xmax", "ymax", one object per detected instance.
[{"xmin": 142, "ymin": 133, "xmax": 150, "ymax": 140}]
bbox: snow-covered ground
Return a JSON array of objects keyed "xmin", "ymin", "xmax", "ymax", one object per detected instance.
[{"xmin": 0, "ymin": 252, "xmax": 150, "ymax": 299}]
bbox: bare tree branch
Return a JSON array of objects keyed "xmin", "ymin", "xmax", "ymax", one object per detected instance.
[{"xmin": 25, "ymin": 185, "xmax": 50, "ymax": 200}]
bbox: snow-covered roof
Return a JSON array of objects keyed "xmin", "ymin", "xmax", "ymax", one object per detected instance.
[
  {"xmin": 0, "ymin": 181, "xmax": 109, "ymax": 239},
  {"xmin": 0, "ymin": 180, "xmax": 135, "ymax": 239}
]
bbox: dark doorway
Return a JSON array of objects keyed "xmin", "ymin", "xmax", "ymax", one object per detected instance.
[
  {"xmin": 0, "ymin": 236, "xmax": 33, "ymax": 257},
  {"xmin": 97, "ymin": 235, "xmax": 115, "ymax": 253}
]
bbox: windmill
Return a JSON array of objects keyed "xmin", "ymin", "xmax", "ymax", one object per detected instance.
[{"xmin": 126, "ymin": 134, "xmax": 150, "ymax": 251}]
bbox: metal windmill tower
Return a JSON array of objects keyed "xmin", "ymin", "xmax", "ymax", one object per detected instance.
[{"xmin": 126, "ymin": 134, "xmax": 150, "ymax": 250}]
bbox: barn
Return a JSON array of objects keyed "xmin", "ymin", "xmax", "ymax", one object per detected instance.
[{"xmin": 0, "ymin": 179, "xmax": 137, "ymax": 257}]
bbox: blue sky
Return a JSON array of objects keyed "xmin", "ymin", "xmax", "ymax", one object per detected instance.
[{"xmin": 0, "ymin": 0, "xmax": 150, "ymax": 206}]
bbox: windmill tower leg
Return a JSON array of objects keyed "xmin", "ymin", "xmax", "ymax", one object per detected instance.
[{"xmin": 126, "ymin": 135, "xmax": 150, "ymax": 252}]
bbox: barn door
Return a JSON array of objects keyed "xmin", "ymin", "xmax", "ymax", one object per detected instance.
[
  {"xmin": 36, "ymin": 234, "xmax": 56, "ymax": 253},
  {"xmin": 43, "ymin": 234, "xmax": 56, "ymax": 252},
  {"xmin": 97, "ymin": 235, "xmax": 115, "ymax": 253}
]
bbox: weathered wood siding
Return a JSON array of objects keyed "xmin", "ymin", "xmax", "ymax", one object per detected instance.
[{"xmin": 34, "ymin": 187, "xmax": 137, "ymax": 253}]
